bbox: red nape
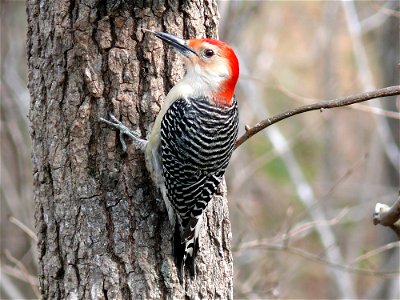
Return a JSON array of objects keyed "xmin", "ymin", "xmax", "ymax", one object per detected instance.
[{"xmin": 213, "ymin": 42, "xmax": 239, "ymax": 107}]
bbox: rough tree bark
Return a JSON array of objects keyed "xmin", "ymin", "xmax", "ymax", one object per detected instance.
[{"xmin": 27, "ymin": 0, "xmax": 233, "ymax": 299}]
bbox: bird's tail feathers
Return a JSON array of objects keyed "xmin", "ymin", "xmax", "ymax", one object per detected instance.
[{"xmin": 173, "ymin": 215, "xmax": 203, "ymax": 283}]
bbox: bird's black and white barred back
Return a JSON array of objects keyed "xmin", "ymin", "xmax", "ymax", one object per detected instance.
[
  {"xmin": 99, "ymin": 31, "xmax": 240, "ymax": 283},
  {"xmin": 161, "ymin": 96, "xmax": 238, "ymax": 276}
]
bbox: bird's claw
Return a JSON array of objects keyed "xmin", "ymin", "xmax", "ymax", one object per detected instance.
[
  {"xmin": 108, "ymin": 112, "xmax": 122, "ymax": 125},
  {"xmin": 99, "ymin": 113, "xmax": 147, "ymax": 152}
]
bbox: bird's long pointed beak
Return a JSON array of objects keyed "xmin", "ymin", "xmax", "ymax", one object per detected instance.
[{"xmin": 150, "ymin": 31, "xmax": 198, "ymax": 57}]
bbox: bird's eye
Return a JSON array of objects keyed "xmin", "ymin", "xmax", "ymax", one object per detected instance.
[{"xmin": 204, "ymin": 49, "xmax": 214, "ymax": 58}]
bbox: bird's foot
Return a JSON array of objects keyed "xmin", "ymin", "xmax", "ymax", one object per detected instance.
[{"xmin": 99, "ymin": 113, "xmax": 147, "ymax": 152}]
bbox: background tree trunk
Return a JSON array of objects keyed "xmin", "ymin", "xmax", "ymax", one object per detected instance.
[{"xmin": 26, "ymin": 0, "xmax": 233, "ymax": 298}]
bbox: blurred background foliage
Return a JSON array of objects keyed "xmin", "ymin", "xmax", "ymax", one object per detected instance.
[{"xmin": 1, "ymin": 0, "xmax": 399, "ymax": 299}]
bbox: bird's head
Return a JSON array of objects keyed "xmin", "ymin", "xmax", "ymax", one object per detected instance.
[{"xmin": 152, "ymin": 31, "xmax": 239, "ymax": 107}]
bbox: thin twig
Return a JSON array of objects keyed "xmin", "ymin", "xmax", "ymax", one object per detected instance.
[
  {"xmin": 351, "ymin": 241, "xmax": 400, "ymax": 265},
  {"xmin": 235, "ymin": 85, "xmax": 400, "ymax": 149},
  {"xmin": 235, "ymin": 242, "xmax": 399, "ymax": 278},
  {"xmin": 9, "ymin": 216, "xmax": 37, "ymax": 242},
  {"xmin": 292, "ymin": 153, "xmax": 368, "ymax": 225},
  {"xmin": 0, "ymin": 271, "xmax": 25, "ymax": 300},
  {"xmin": 351, "ymin": 103, "xmax": 400, "ymax": 119},
  {"xmin": 4, "ymin": 250, "xmax": 41, "ymax": 298},
  {"xmin": 236, "ymin": 207, "xmax": 349, "ymax": 248},
  {"xmin": 242, "ymin": 74, "xmax": 400, "ymax": 120},
  {"xmin": 282, "ymin": 208, "xmax": 349, "ymax": 242},
  {"xmin": 1, "ymin": 264, "xmax": 39, "ymax": 286}
]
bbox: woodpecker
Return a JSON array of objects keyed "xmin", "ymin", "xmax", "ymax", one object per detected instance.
[{"xmin": 100, "ymin": 31, "xmax": 239, "ymax": 281}]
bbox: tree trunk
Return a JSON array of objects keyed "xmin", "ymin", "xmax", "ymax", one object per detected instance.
[{"xmin": 26, "ymin": 0, "xmax": 233, "ymax": 299}]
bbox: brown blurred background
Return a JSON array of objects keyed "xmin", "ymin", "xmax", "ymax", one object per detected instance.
[{"xmin": 1, "ymin": 0, "xmax": 399, "ymax": 299}]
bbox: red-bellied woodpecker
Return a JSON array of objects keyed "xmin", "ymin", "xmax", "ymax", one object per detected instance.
[{"xmin": 100, "ymin": 31, "xmax": 239, "ymax": 281}]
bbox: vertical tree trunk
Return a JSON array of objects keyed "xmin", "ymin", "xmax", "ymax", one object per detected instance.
[{"xmin": 26, "ymin": 0, "xmax": 233, "ymax": 298}]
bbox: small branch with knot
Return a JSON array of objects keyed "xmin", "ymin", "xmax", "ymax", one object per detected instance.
[
  {"xmin": 374, "ymin": 195, "xmax": 400, "ymax": 239},
  {"xmin": 234, "ymin": 85, "xmax": 400, "ymax": 240},
  {"xmin": 234, "ymin": 85, "xmax": 400, "ymax": 149}
]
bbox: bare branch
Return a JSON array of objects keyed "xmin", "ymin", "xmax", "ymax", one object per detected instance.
[
  {"xmin": 373, "ymin": 196, "xmax": 400, "ymax": 239},
  {"xmin": 242, "ymin": 74, "xmax": 400, "ymax": 119},
  {"xmin": 0, "ymin": 271, "xmax": 25, "ymax": 300},
  {"xmin": 4, "ymin": 250, "xmax": 41, "ymax": 298},
  {"xmin": 350, "ymin": 103, "xmax": 400, "ymax": 119},
  {"xmin": 235, "ymin": 85, "xmax": 400, "ymax": 149},
  {"xmin": 235, "ymin": 242, "xmax": 400, "ymax": 278},
  {"xmin": 235, "ymin": 207, "xmax": 349, "ymax": 250},
  {"xmin": 9, "ymin": 216, "xmax": 38, "ymax": 242},
  {"xmin": 1, "ymin": 264, "xmax": 39, "ymax": 286},
  {"xmin": 351, "ymin": 241, "xmax": 400, "ymax": 265},
  {"xmin": 282, "ymin": 208, "xmax": 349, "ymax": 242}
]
